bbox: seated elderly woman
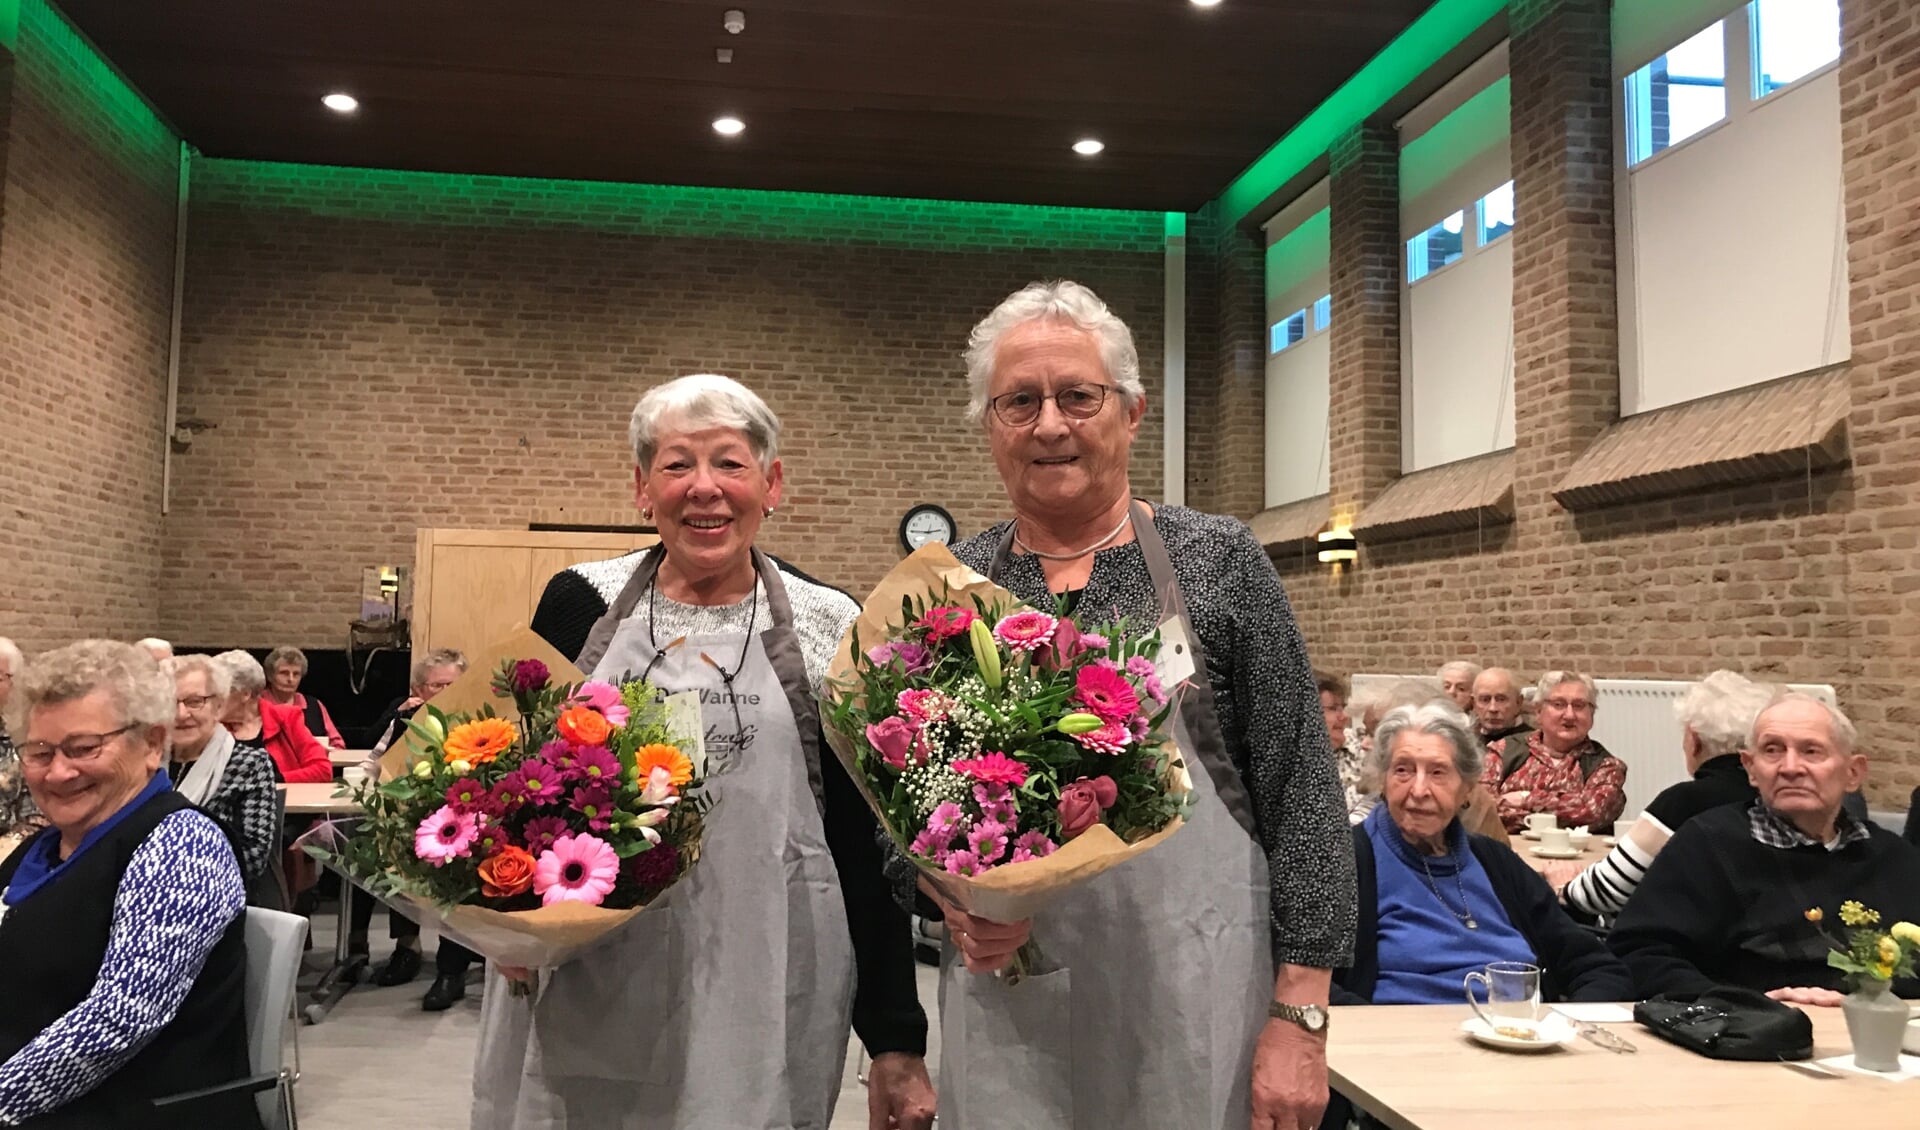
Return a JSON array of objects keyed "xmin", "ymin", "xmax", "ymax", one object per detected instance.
[
  {"xmin": 216, "ymin": 649, "xmax": 332, "ymax": 783},
  {"xmin": 1562, "ymin": 670, "xmax": 1772, "ymax": 920},
  {"xmin": 0, "ymin": 636, "xmax": 45, "ymax": 845},
  {"xmin": 1332, "ymin": 701, "xmax": 1630, "ymax": 1008},
  {"xmin": 1437, "ymin": 661, "xmax": 1482, "ymax": 714},
  {"xmin": 1348, "ymin": 681, "xmax": 1508, "ymax": 842},
  {"xmin": 262, "ymin": 645, "xmax": 344, "ymax": 748},
  {"xmin": 0, "ymin": 641, "xmax": 258, "ymax": 1129},
  {"xmin": 1487, "ymin": 670, "xmax": 1628, "ymax": 834},
  {"xmin": 162, "ymin": 654, "xmax": 281, "ymax": 897},
  {"xmin": 1609, "ymin": 694, "xmax": 1920, "ymax": 1005}
]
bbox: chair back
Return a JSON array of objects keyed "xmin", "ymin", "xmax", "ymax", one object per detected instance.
[
  {"xmin": 244, "ymin": 907, "xmax": 308, "ymax": 1128},
  {"xmin": 1905, "ymin": 786, "xmax": 1920, "ymax": 846}
]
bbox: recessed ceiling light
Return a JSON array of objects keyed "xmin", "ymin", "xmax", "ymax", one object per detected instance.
[
  {"xmin": 1191, "ymin": 0, "xmax": 1223, "ymax": 7},
  {"xmin": 713, "ymin": 116, "xmax": 746, "ymax": 137},
  {"xmin": 1072, "ymin": 138, "xmax": 1105, "ymax": 156},
  {"xmin": 321, "ymin": 92, "xmax": 359, "ymax": 114}
]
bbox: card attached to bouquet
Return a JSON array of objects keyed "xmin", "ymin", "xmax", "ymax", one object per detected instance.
[
  {"xmin": 1154, "ymin": 615, "xmax": 1197, "ymax": 690},
  {"xmin": 662, "ymin": 690, "xmax": 707, "ymax": 777}
]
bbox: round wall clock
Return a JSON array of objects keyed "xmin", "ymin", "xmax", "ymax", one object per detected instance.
[{"xmin": 899, "ymin": 504, "xmax": 958, "ymax": 551}]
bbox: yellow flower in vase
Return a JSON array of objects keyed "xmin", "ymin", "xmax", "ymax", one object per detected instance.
[
  {"xmin": 1877, "ymin": 936, "xmax": 1901, "ymax": 966},
  {"xmin": 1892, "ymin": 921, "xmax": 1920, "ymax": 947},
  {"xmin": 1840, "ymin": 900, "xmax": 1880, "ymax": 928}
]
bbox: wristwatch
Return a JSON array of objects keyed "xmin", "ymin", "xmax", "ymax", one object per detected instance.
[{"xmin": 1268, "ymin": 1001, "xmax": 1329, "ymax": 1033}]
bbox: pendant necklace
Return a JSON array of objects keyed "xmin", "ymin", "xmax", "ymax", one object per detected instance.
[{"xmin": 1416, "ymin": 851, "xmax": 1478, "ymax": 929}]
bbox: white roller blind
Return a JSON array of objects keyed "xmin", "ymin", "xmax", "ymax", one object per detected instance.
[
  {"xmin": 1404, "ymin": 239, "xmax": 1516, "ymax": 471},
  {"xmin": 1399, "ymin": 45, "xmax": 1511, "ymax": 238},
  {"xmin": 1613, "ymin": 0, "xmax": 1744, "ymax": 78},
  {"xmin": 1266, "ymin": 335, "xmax": 1332, "ymax": 507},
  {"xmin": 1264, "ymin": 180, "xmax": 1330, "ymax": 323}
]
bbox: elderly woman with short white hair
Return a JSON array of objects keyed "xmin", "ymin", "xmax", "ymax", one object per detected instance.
[
  {"xmin": 0, "ymin": 636, "xmax": 43, "ymax": 844},
  {"xmin": 907, "ymin": 280, "xmax": 1354, "ymax": 1130},
  {"xmin": 1488, "ymin": 670, "xmax": 1628, "ymax": 834},
  {"xmin": 161, "ymin": 654, "xmax": 280, "ymax": 891},
  {"xmin": 0, "ymin": 640, "xmax": 258, "ymax": 1128}
]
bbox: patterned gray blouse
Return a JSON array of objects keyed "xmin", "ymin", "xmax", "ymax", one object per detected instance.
[
  {"xmin": 0, "ymin": 723, "xmax": 45, "ymax": 842},
  {"xmin": 947, "ymin": 504, "xmax": 1357, "ymax": 970}
]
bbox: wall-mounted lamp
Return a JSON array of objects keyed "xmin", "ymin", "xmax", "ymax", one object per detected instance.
[{"xmin": 1317, "ymin": 527, "xmax": 1358, "ymax": 565}]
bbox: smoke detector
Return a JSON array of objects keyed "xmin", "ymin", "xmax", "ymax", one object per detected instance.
[
  {"xmin": 716, "ymin": 47, "xmax": 734, "ymax": 64},
  {"xmin": 723, "ymin": 9, "xmax": 745, "ymax": 34}
]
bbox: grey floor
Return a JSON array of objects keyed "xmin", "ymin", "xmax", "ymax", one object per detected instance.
[{"xmin": 297, "ymin": 904, "xmax": 941, "ymax": 1130}]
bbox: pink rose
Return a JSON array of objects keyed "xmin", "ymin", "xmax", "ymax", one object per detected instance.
[
  {"xmin": 1036, "ymin": 617, "xmax": 1087, "ymax": 671},
  {"xmin": 865, "ymin": 716, "xmax": 927, "ymax": 770},
  {"xmin": 1057, "ymin": 775, "xmax": 1120, "ymax": 840}
]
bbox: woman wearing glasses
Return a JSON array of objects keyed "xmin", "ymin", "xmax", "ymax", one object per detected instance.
[
  {"xmin": 476, "ymin": 374, "xmax": 933, "ymax": 1130},
  {"xmin": 162, "ymin": 654, "xmax": 279, "ymax": 894},
  {"xmin": 906, "ymin": 281, "xmax": 1355, "ymax": 1130},
  {"xmin": 0, "ymin": 640, "xmax": 259, "ymax": 1129},
  {"xmin": 0, "ymin": 636, "xmax": 45, "ymax": 846}
]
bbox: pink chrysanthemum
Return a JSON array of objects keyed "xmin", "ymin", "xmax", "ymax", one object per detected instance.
[
  {"xmin": 1011, "ymin": 831, "xmax": 1058, "ymax": 863},
  {"xmin": 967, "ymin": 819, "xmax": 1010, "ymax": 864},
  {"xmin": 518, "ymin": 759, "xmax": 565, "ymax": 803},
  {"xmin": 1075, "ymin": 664, "xmax": 1141, "ymax": 722},
  {"xmin": 1074, "ymin": 720, "xmax": 1134, "ymax": 755},
  {"xmin": 534, "ymin": 834, "xmax": 621, "ymax": 906},
  {"xmin": 414, "ymin": 805, "xmax": 478, "ymax": 867},
  {"xmin": 571, "ymin": 746, "xmax": 622, "ymax": 784},
  {"xmin": 570, "ymin": 783, "xmax": 616, "ymax": 832},
  {"xmin": 943, "ymin": 849, "xmax": 984, "ymax": 877},
  {"xmin": 1078, "ymin": 631, "xmax": 1110, "ymax": 651},
  {"xmin": 897, "ymin": 688, "xmax": 956, "ymax": 722},
  {"xmin": 444, "ymin": 777, "xmax": 488, "ymax": 813},
  {"xmin": 951, "ymin": 752, "xmax": 1030, "ymax": 788},
  {"xmin": 926, "ymin": 802, "xmax": 967, "ymax": 839},
  {"xmin": 973, "ymin": 782, "xmax": 1017, "ymax": 824},
  {"xmin": 910, "ymin": 827, "xmax": 952, "ymax": 861},
  {"xmin": 1125, "ymin": 655, "xmax": 1156, "ymax": 680},
  {"xmin": 993, "ymin": 611, "xmax": 1059, "ymax": 654},
  {"xmin": 915, "ymin": 606, "xmax": 977, "ymax": 642},
  {"xmin": 520, "ymin": 814, "xmax": 570, "ymax": 855}
]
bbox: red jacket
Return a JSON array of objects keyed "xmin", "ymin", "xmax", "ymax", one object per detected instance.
[{"xmin": 260, "ymin": 699, "xmax": 333, "ymax": 783}]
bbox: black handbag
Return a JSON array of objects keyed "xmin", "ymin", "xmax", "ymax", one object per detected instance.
[{"xmin": 1633, "ymin": 987, "xmax": 1815, "ymax": 1061}]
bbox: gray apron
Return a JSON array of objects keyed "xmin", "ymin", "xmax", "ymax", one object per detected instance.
[
  {"xmin": 471, "ymin": 548, "xmax": 854, "ymax": 1130},
  {"xmin": 939, "ymin": 500, "xmax": 1273, "ymax": 1129}
]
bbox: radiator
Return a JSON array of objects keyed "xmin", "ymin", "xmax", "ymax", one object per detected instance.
[{"xmin": 1349, "ymin": 674, "xmax": 1836, "ymax": 819}]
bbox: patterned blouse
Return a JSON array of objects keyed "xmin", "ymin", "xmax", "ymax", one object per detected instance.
[
  {"xmin": 0, "ymin": 809, "xmax": 245, "ymax": 1122},
  {"xmin": 941, "ymin": 504, "xmax": 1358, "ymax": 970},
  {"xmin": 1488, "ymin": 732, "xmax": 1628, "ymax": 833},
  {"xmin": 0, "ymin": 723, "xmax": 45, "ymax": 842},
  {"xmin": 168, "ymin": 738, "xmax": 281, "ymax": 885}
]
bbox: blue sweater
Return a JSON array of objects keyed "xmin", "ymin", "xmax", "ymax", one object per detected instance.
[{"xmin": 1365, "ymin": 807, "xmax": 1536, "ymax": 1004}]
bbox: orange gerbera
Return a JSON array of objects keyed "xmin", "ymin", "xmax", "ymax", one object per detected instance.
[
  {"xmin": 556, "ymin": 706, "xmax": 613, "ymax": 747},
  {"xmin": 634, "ymin": 743, "xmax": 694, "ymax": 788},
  {"xmin": 443, "ymin": 717, "xmax": 516, "ymax": 765}
]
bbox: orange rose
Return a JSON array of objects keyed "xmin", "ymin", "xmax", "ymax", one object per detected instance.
[
  {"xmin": 556, "ymin": 706, "xmax": 613, "ymax": 747},
  {"xmin": 443, "ymin": 717, "xmax": 516, "ymax": 765},
  {"xmin": 478, "ymin": 845, "xmax": 537, "ymax": 899},
  {"xmin": 634, "ymin": 743, "xmax": 694, "ymax": 788}
]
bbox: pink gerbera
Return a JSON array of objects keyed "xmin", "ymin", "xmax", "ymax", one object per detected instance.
[
  {"xmin": 1075, "ymin": 664, "xmax": 1141, "ymax": 722},
  {"xmin": 897, "ymin": 688, "xmax": 955, "ymax": 722},
  {"xmin": 951, "ymin": 752, "xmax": 1030, "ymax": 788},
  {"xmin": 993, "ymin": 611, "xmax": 1059, "ymax": 654},
  {"xmin": 1011, "ymin": 830, "xmax": 1057, "ymax": 863},
  {"xmin": 413, "ymin": 805, "xmax": 478, "ymax": 867},
  {"xmin": 573, "ymin": 680, "xmax": 632, "ymax": 728},
  {"xmin": 534, "ymin": 834, "xmax": 621, "ymax": 906},
  {"xmin": 1074, "ymin": 720, "xmax": 1134, "ymax": 755},
  {"xmin": 915, "ymin": 606, "xmax": 977, "ymax": 642}
]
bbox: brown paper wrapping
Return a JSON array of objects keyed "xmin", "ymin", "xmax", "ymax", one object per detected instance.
[
  {"xmin": 823, "ymin": 543, "xmax": 1190, "ymax": 924},
  {"xmin": 369, "ymin": 625, "xmax": 665, "ymax": 968}
]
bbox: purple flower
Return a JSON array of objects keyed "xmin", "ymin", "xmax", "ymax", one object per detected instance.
[
  {"xmin": 520, "ymin": 815, "xmax": 570, "ymax": 854},
  {"xmin": 572, "ymin": 746, "xmax": 622, "ymax": 784},
  {"xmin": 570, "ymin": 783, "xmax": 616, "ymax": 831},
  {"xmin": 491, "ymin": 774, "xmax": 528, "ymax": 811},
  {"xmin": 517, "ymin": 759, "xmax": 564, "ymax": 804},
  {"xmin": 622, "ymin": 842, "xmax": 679, "ymax": 890},
  {"xmin": 511, "ymin": 659, "xmax": 551, "ymax": 693},
  {"xmin": 866, "ymin": 641, "xmax": 934, "ymax": 675}
]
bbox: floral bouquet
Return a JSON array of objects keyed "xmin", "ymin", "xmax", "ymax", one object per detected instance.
[
  {"xmin": 308, "ymin": 630, "xmax": 707, "ymax": 981},
  {"xmin": 823, "ymin": 544, "xmax": 1192, "ymax": 970},
  {"xmin": 1806, "ymin": 900, "xmax": 1920, "ymax": 987}
]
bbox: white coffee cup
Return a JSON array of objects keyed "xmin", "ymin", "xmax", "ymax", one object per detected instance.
[
  {"xmin": 1525, "ymin": 812, "xmax": 1559, "ymax": 833},
  {"xmin": 1538, "ymin": 827, "xmax": 1572, "ymax": 852},
  {"xmin": 1568, "ymin": 829, "xmax": 1592, "ymax": 850}
]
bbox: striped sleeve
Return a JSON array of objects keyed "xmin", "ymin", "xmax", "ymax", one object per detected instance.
[{"xmin": 1562, "ymin": 814, "xmax": 1671, "ymax": 917}]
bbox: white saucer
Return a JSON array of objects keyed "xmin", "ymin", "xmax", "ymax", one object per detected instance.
[
  {"xmin": 1460, "ymin": 1014, "xmax": 1576, "ymax": 1052},
  {"xmin": 1528, "ymin": 845, "xmax": 1583, "ymax": 859},
  {"xmin": 1520, "ymin": 829, "xmax": 1541, "ymax": 840},
  {"xmin": 1904, "ymin": 1017, "xmax": 1920, "ymax": 1056}
]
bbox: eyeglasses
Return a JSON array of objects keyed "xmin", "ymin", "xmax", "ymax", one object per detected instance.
[
  {"xmin": 987, "ymin": 383, "xmax": 1112, "ymax": 427},
  {"xmin": 1542, "ymin": 699, "xmax": 1595, "ymax": 715},
  {"xmin": 177, "ymin": 694, "xmax": 220, "ymax": 712},
  {"xmin": 18, "ymin": 724, "xmax": 139, "ymax": 770}
]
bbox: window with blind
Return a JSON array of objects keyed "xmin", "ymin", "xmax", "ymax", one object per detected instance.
[{"xmin": 1263, "ymin": 179, "xmax": 1331, "ymax": 508}]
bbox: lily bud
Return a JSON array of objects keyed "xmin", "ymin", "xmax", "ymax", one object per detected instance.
[
  {"xmin": 448, "ymin": 759, "xmax": 472, "ymax": 777},
  {"xmin": 418, "ymin": 714, "xmax": 446, "ymax": 743},
  {"xmin": 413, "ymin": 761, "xmax": 433, "ymax": 779},
  {"xmin": 969, "ymin": 618, "xmax": 1002, "ymax": 689},
  {"xmin": 1056, "ymin": 712, "xmax": 1105, "ymax": 734}
]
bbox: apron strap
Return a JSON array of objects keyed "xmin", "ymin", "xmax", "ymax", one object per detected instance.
[
  {"xmin": 751, "ymin": 550, "xmax": 829, "ymax": 819},
  {"xmin": 574, "ymin": 546, "xmax": 667, "ymax": 672},
  {"xmin": 1125, "ymin": 501, "xmax": 1262, "ymax": 844}
]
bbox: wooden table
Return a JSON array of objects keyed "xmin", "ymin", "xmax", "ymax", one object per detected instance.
[
  {"xmin": 329, "ymin": 747, "xmax": 370, "ymax": 768},
  {"xmin": 1510, "ymin": 834, "xmax": 1610, "ymax": 892},
  {"xmin": 278, "ymin": 781, "xmax": 361, "ymax": 815},
  {"xmin": 1328, "ymin": 1003, "xmax": 1912, "ymax": 1129}
]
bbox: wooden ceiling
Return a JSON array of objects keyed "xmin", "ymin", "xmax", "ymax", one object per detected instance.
[{"xmin": 56, "ymin": 0, "xmax": 1436, "ymax": 212}]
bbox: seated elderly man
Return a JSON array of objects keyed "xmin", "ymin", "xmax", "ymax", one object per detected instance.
[
  {"xmin": 0, "ymin": 641, "xmax": 258, "ymax": 1128},
  {"xmin": 1437, "ymin": 661, "xmax": 1481, "ymax": 714},
  {"xmin": 1487, "ymin": 670, "xmax": 1627, "ymax": 834},
  {"xmin": 0, "ymin": 636, "xmax": 44, "ymax": 844},
  {"xmin": 1470, "ymin": 667, "xmax": 1532, "ymax": 751},
  {"xmin": 1562, "ymin": 670, "xmax": 1771, "ymax": 919},
  {"xmin": 1610, "ymin": 694, "xmax": 1920, "ymax": 1004},
  {"xmin": 1332, "ymin": 701, "xmax": 1629, "ymax": 1006}
]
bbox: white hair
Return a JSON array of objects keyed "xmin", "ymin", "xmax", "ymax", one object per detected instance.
[
  {"xmin": 137, "ymin": 637, "xmax": 173, "ymax": 659},
  {"xmin": 1750, "ymin": 691, "xmax": 1858, "ymax": 756},
  {"xmin": 1535, "ymin": 670, "xmax": 1597, "ymax": 706},
  {"xmin": 1438, "ymin": 661, "xmax": 1483, "ymax": 684},
  {"xmin": 628, "ymin": 373, "xmax": 780, "ymax": 474},
  {"xmin": 1674, "ymin": 670, "xmax": 1775, "ymax": 759},
  {"xmin": 0, "ymin": 637, "xmax": 22, "ymax": 677},
  {"xmin": 213, "ymin": 649, "xmax": 268, "ymax": 697},
  {"xmin": 1368, "ymin": 700, "xmax": 1486, "ymax": 788},
  {"xmin": 10, "ymin": 639, "xmax": 173, "ymax": 736},
  {"xmin": 963, "ymin": 280, "xmax": 1145, "ymax": 424},
  {"xmin": 1473, "ymin": 666, "xmax": 1520, "ymax": 695},
  {"xmin": 164, "ymin": 653, "xmax": 232, "ymax": 701},
  {"xmin": 410, "ymin": 648, "xmax": 469, "ymax": 688}
]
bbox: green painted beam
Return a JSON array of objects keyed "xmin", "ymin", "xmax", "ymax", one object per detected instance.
[
  {"xmin": 1219, "ymin": 0, "xmax": 1505, "ymax": 225},
  {"xmin": 0, "ymin": 0, "xmax": 19, "ymax": 53}
]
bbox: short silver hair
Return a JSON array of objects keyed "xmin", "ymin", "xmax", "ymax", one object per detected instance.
[
  {"xmin": 136, "ymin": 637, "xmax": 173, "ymax": 659},
  {"xmin": 1473, "ymin": 666, "xmax": 1520, "ymax": 695},
  {"xmin": 1750, "ymin": 691, "xmax": 1858, "ymax": 756},
  {"xmin": 963, "ymin": 280, "xmax": 1145, "ymax": 424},
  {"xmin": 264, "ymin": 646, "xmax": 307, "ymax": 677},
  {"xmin": 1675, "ymin": 670, "xmax": 1775, "ymax": 759},
  {"xmin": 10, "ymin": 639, "xmax": 173, "ymax": 736},
  {"xmin": 1368, "ymin": 700, "xmax": 1485, "ymax": 788},
  {"xmin": 1438, "ymin": 661, "xmax": 1483, "ymax": 684},
  {"xmin": 0, "ymin": 636, "xmax": 22, "ymax": 677},
  {"xmin": 410, "ymin": 648, "xmax": 469, "ymax": 688},
  {"xmin": 628, "ymin": 373, "xmax": 780, "ymax": 474},
  {"xmin": 164, "ymin": 653, "xmax": 232, "ymax": 701},
  {"xmin": 213, "ymin": 650, "xmax": 268, "ymax": 697},
  {"xmin": 1361, "ymin": 679, "xmax": 1449, "ymax": 730},
  {"xmin": 1535, "ymin": 670, "xmax": 1598, "ymax": 706}
]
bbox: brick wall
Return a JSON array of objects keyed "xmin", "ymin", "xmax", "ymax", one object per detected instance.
[
  {"xmin": 0, "ymin": 0, "xmax": 180, "ymax": 654},
  {"xmin": 1278, "ymin": 0, "xmax": 1920, "ymax": 804},
  {"xmin": 166, "ymin": 161, "xmax": 1170, "ymax": 645}
]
